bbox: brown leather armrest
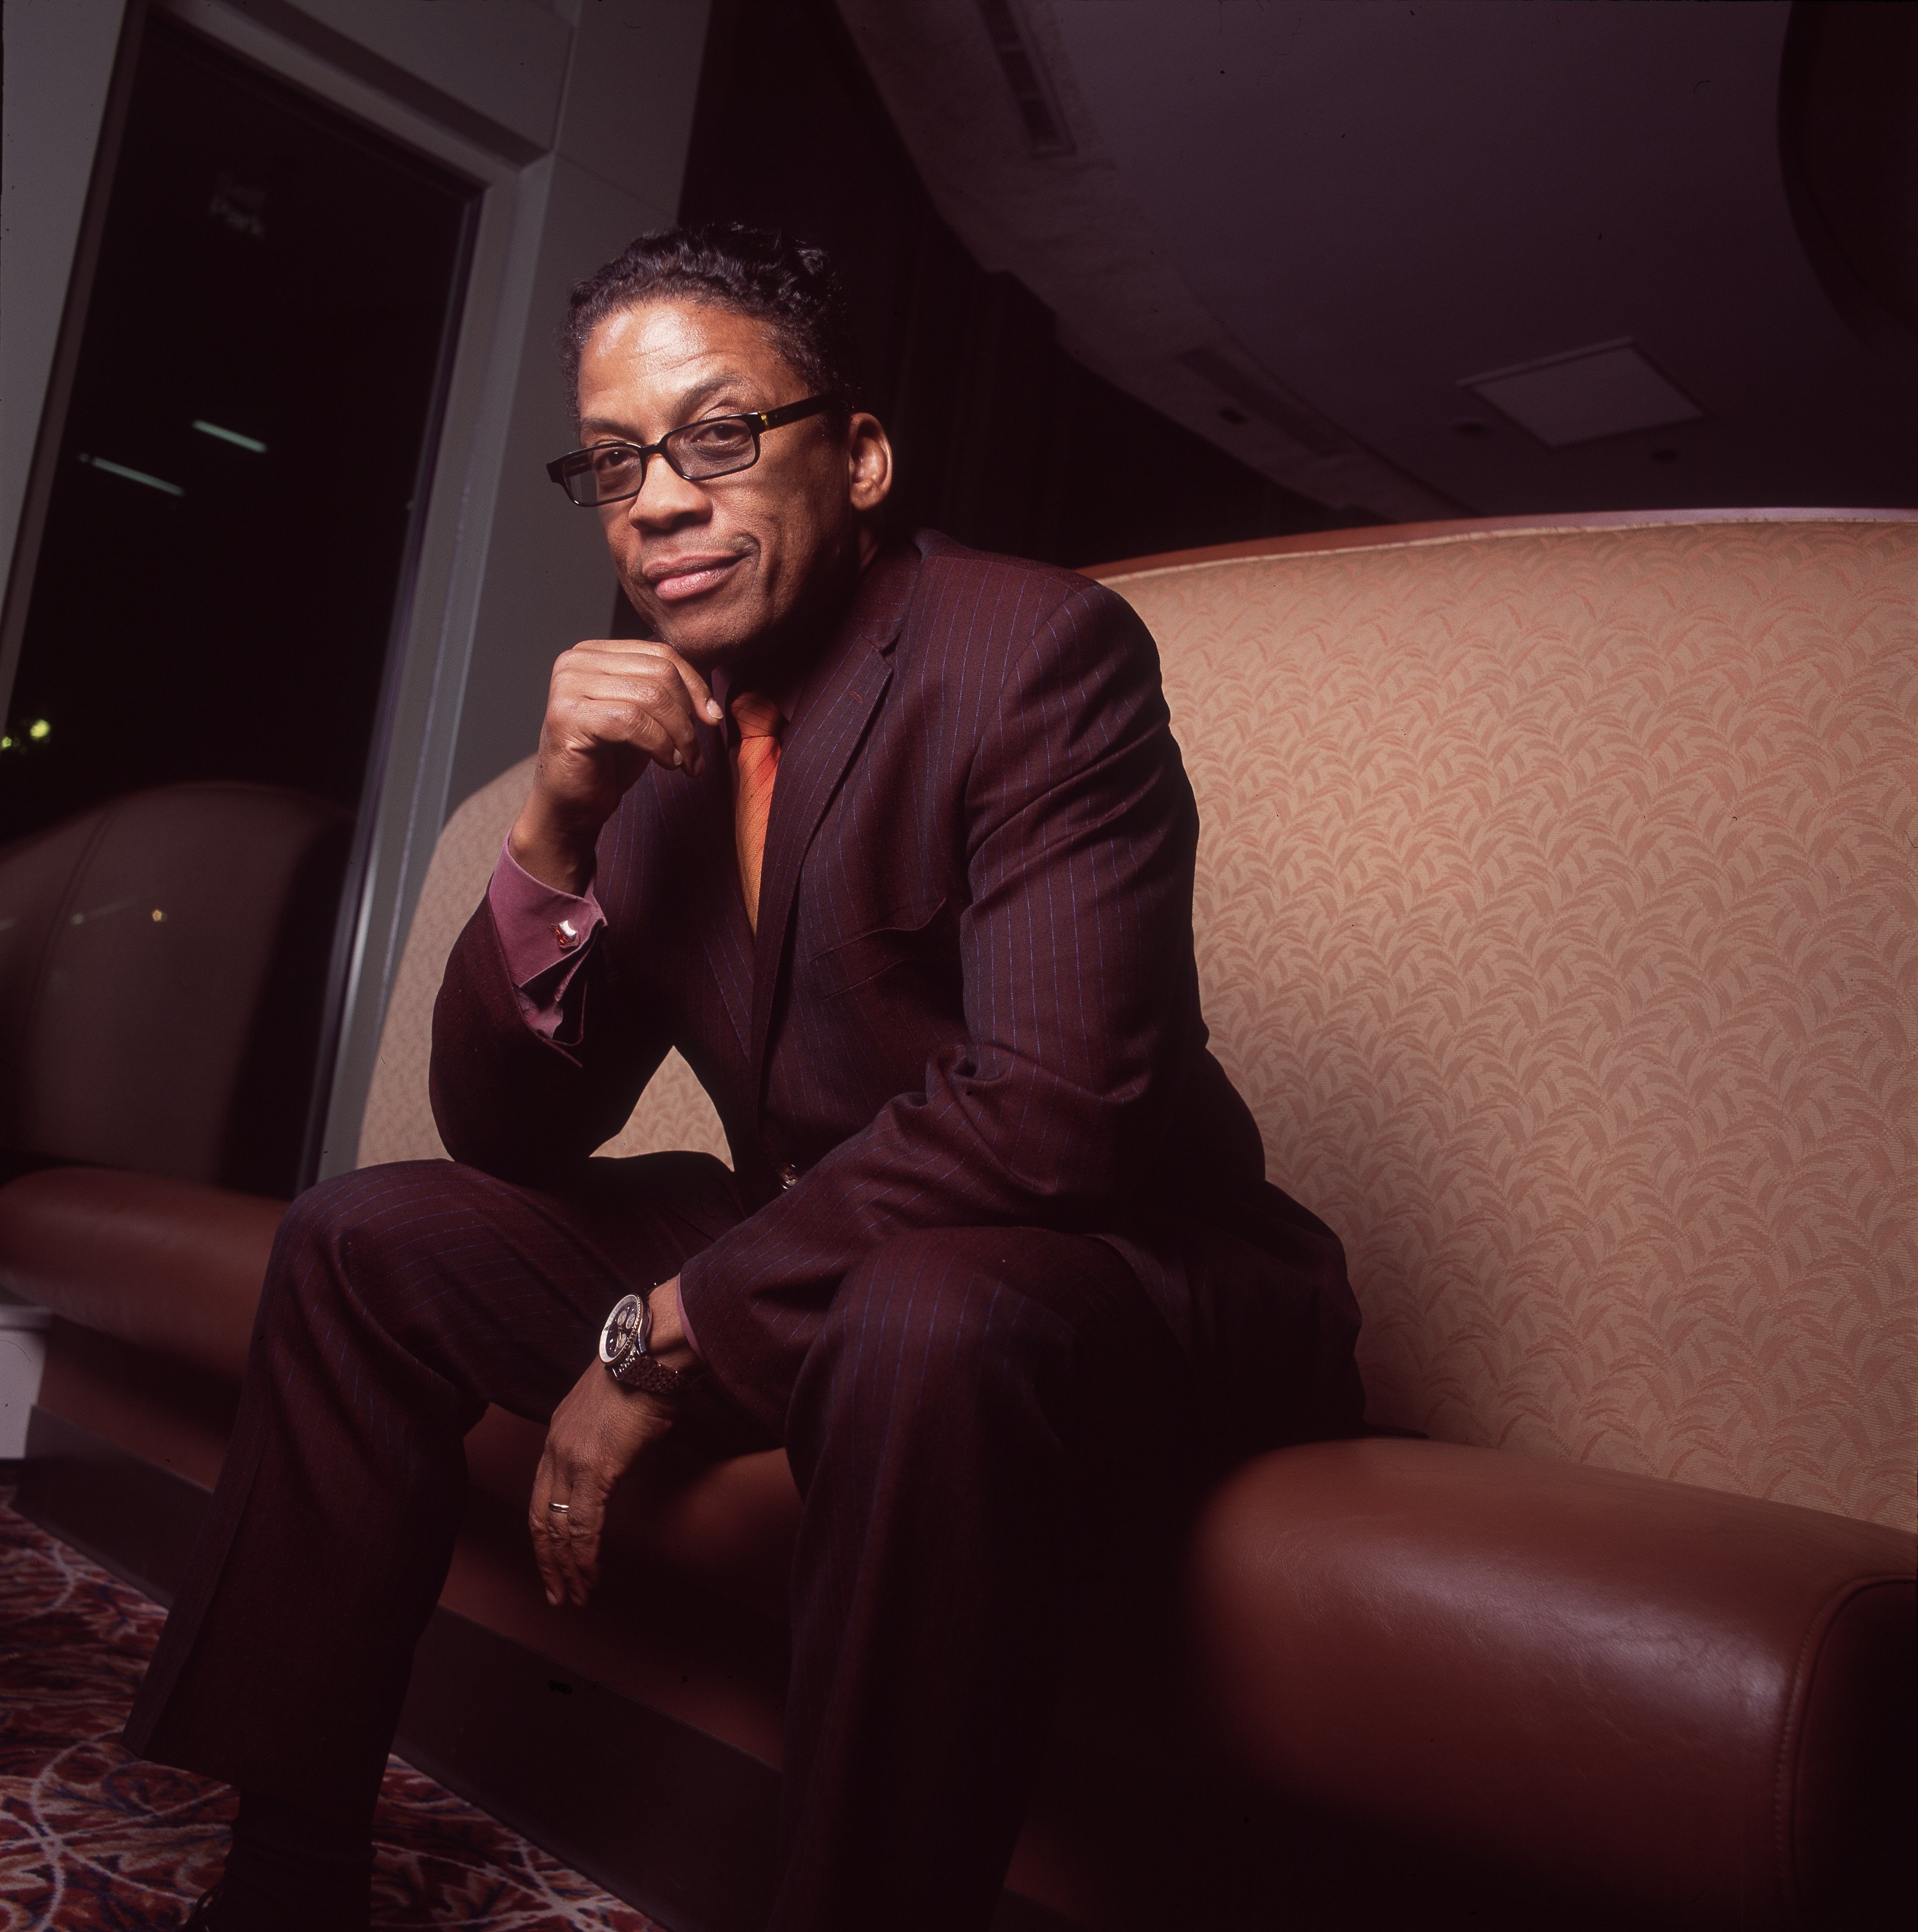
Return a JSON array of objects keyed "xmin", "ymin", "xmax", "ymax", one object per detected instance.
[
  {"xmin": 1187, "ymin": 1437, "xmax": 1915, "ymax": 1929},
  {"xmin": 0, "ymin": 1165, "xmax": 284, "ymax": 1383}
]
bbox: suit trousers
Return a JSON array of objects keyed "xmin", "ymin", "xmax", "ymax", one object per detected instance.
[{"xmin": 124, "ymin": 1152, "xmax": 1194, "ymax": 1932}]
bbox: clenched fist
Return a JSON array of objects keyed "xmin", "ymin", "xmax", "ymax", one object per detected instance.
[{"xmin": 510, "ymin": 637, "xmax": 725, "ymax": 893}]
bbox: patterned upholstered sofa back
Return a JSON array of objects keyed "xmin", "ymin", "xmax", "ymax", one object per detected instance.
[{"xmin": 361, "ymin": 513, "xmax": 1915, "ymax": 1529}]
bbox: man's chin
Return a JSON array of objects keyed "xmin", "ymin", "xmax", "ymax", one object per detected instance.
[
  {"xmin": 635, "ymin": 592, "xmax": 754, "ymax": 670},
  {"xmin": 653, "ymin": 614, "xmax": 757, "ymax": 683}
]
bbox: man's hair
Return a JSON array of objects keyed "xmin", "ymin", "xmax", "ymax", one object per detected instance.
[{"xmin": 561, "ymin": 223, "xmax": 862, "ymax": 416}]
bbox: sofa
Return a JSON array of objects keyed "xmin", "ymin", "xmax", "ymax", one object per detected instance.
[{"xmin": 4, "ymin": 509, "xmax": 1912, "ymax": 1931}]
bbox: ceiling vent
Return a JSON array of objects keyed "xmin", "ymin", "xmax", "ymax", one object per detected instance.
[
  {"xmin": 1461, "ymin": 340, "xmax": 1703, "ymax": 447},
  {"xmin": 975, "ymin": 0, "xmax": 1074, "ymax": 156},
  {"xmin": 1178, "ymin": 345, "xmax": 1347, "ymax": 457}
]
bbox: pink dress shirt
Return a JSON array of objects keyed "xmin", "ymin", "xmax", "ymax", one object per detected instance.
[
  {"xmin": 485, "ymin": 838, "xmax": 605, "ymax": 1043},
  {"xmin": 484, "ymin": 838, "xmax": 704, "ymax": 1360}
]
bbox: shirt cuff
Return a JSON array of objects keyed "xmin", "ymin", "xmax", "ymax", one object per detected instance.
[{"xmin": 486, "ymin": 838, "xmax": 607, "ymax": 1041}]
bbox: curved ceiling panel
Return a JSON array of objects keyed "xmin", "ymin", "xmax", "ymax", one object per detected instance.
[{"xmin": 841, "ymin": 0, "xmax": 1917, "ymax": 517}]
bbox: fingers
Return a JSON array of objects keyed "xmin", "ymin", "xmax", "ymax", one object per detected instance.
[
  {"xmin": 526, "ymin": 640, "xmax": 723, "ymax": 871},
  {"xmin": 554, "ymin": 640, "xmax": 720, "ymax": 779},
  {"xmin": 575, "ymin": 693, "xmax": 703, "ymax": 778},
  {"xmin": 549, "ymin": 1475, "xmax": 608, "ymax": 1607},
  {"xmin": 529, "ymin": 1456, "xmax": 600, "ymax": 1607},
  {"xmin": 667, "ymin": 653, "xmax": 725, "ymax": 732},
  {"xmin": 566, "ymin": 664, "xmax": 703, "ymax": 775},
  {"xmin": 528, "ymin": 1446, "xmax": 569, "ymax": 1609}
]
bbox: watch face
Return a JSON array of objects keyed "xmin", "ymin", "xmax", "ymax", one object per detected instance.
[{"xmin": 600, "ymin": 1293, "xmax": 644, "ymax": 1363}]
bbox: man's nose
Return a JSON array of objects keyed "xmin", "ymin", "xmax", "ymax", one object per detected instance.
[{"xmin": 625, "ymin": 456, "xmax": 709, "ymax": 527}]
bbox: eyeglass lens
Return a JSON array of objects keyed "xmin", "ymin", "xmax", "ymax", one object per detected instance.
[{"xmin": 569, "ymin": 418, "xmax": 763, "ymax": 506}]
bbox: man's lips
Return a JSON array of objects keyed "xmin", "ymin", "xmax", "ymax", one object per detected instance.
[{"xmin": 645, "ymin": 553, "xmax": 745, "ymax": 603}]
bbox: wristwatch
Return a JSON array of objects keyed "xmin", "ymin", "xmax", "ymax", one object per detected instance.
[{"xmin": 599, "ymin": 1290, "xmax": 700, "ymax": 1399}]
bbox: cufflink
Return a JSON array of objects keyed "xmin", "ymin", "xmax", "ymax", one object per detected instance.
[{"xmin": 553, "ymin": 919, "xmax": 580, "ymax": 951}]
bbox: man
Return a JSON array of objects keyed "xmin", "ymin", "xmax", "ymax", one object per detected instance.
[{"xmin": 128, "ymin": 225, "xmax": 1362, "ymax": 1932}]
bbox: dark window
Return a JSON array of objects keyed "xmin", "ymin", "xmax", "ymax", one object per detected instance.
[
  {"xmin": 0, "ymin": 20, "xmax": 475, "ymax": 1194},
  {"xmin": 2, "ymin": 19, "xmax": 475, "ymax": 835}
]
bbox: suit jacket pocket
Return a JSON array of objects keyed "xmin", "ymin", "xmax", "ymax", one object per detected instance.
[{"xmin": 812, "ymin": 896, "xmax": 954, "ymax": 999}]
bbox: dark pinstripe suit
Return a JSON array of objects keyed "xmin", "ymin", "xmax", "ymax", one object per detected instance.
[{"xmin": 128, "ymin": 533, "xmax": 1362, "ymax": 1931}]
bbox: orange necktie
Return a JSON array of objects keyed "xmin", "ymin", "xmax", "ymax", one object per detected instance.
[{"xmin": 731, "ymin": 691, "xmax": 784, "ymax": 932}]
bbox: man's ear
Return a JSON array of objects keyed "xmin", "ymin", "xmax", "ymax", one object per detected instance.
[{"xmin": 846, "ymin": 411, "xmax": 893, "ymax": 513}]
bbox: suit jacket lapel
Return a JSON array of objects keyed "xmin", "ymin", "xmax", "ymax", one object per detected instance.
[{"xmin": 747, "ymin": 544, "xmax": 921, "ymax": 1100}]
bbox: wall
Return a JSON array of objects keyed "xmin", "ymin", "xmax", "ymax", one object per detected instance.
[
  {"xmin": 440, "ymin": 0, "xmax": 713, "ymax": 808},
  {"xmin": 0, "ymin": 0, "xmax": 132, "ymax": 640}
]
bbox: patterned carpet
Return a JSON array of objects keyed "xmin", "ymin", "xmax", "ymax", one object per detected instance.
[{"xmin": 0, "ymin": 1500, "xmax": 656, "ymax": 1930}]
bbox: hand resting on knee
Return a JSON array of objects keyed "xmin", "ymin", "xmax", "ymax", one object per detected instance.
[{"xmin": 528, "ymin": 1275, "xmax": 700, "ymax": 1606}]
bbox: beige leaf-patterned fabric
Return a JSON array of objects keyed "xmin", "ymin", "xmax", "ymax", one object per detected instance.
[
  {"xmin": 353, "ymin": 757, "xmax": 727, "ymax": 1171},
  {"xmin": 1103, "ymin": 519, "xmax": 1914, "ymax": 1530}
]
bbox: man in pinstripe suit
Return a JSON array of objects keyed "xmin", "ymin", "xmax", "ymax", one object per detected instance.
[{"xmin": 131, "ymin": 227, "xmax": 1362, "ymax": 1932}]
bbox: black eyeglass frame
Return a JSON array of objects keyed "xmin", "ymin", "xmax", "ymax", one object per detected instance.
[{"xmin": 545, "ymin": 394, "xmax": 844, "ymax": 507}]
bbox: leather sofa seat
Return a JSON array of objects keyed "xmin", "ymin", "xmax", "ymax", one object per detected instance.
[
  {"xmin": 0, "ymin": 1166, "xmax": 274, "ymax": 1384},
  {"xmin": 4, "ymin": 1158, "xmax": 1908, "ymax": 1931}
]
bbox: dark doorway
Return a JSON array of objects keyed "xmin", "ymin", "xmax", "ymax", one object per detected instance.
[
  {"xmin": 0, "ymin": 18, "xmax": 476, "ymax": 1197},
  {"xmin": 1, "ymin": 17, "xmax": 475, "ymax": 835}
]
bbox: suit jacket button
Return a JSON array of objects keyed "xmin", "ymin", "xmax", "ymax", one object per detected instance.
[{"xmin": 777, "ymin": 1162, "xmax": 800, "ymax": 1190}]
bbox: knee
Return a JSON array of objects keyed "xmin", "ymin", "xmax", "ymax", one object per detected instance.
[
  {"xmin": 265, "ymin": 1161, "xmax": 472, "ymax": 1329},
  {"xmin": 275, "ymin": 1160, "xmax": 430, "ymax": 1260},
  {"xmin": 819, "ymin": 1229, "xmax": 1082, "ymax": 1407}
]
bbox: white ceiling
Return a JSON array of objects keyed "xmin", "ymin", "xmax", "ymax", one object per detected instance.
[{"xmin": 839, "ymin": 0, "xmax": 1918, "ymax": 519}]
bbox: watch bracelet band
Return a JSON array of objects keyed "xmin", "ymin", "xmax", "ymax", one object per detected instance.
[{"xmin": 606, "ymin": 1348, "xmax": 698, "ymax": 1398}]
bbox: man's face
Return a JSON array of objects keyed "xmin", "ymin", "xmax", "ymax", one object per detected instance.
[{"xmin": 575, "ymin": 298, "xmax": 889, "ymax": 676}]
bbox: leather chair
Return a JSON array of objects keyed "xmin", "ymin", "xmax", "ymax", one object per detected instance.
[{"xmin": 0, "ymin": 781, "xmax": 351, "ymax": 1197}]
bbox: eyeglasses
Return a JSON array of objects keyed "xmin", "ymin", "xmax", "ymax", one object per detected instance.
[{"xmin": 545, "ymin": 394, "xmax": 842, "ymax": 508}]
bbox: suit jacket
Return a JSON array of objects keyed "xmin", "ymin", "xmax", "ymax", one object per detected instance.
[{"xmin": 432, "ymin": 531, "xmax": 1361, "ymax": 1446}]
